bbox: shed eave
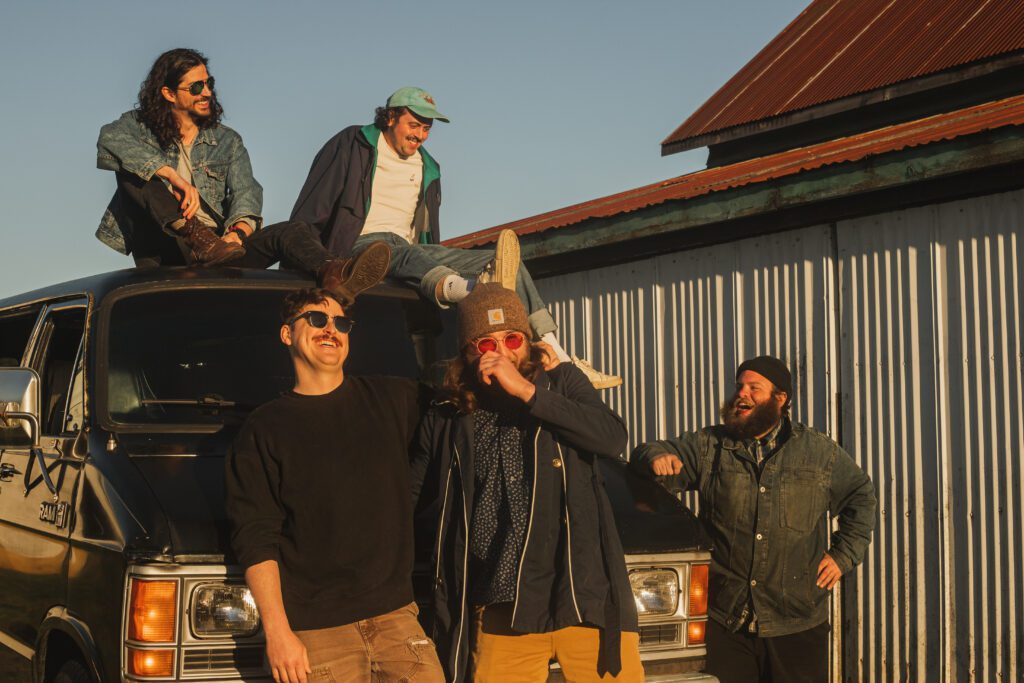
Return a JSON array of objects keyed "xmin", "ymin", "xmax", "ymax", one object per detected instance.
[
  {"xmin": 519, "ymin": 127, "xmax": 1024, "ymax": 272},
  {"xmin": 661, "ymin": 52, "xmax": 1024, "ymax": 156}
]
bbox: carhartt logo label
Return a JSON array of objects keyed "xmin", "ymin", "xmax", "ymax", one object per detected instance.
[{"xmin": 487, "ymin": 308, "xmax": 505, "ymax": 325}]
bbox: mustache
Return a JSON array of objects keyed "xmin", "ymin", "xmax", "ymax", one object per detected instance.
[{"xmin": 313, "ymin": 333, "xmax": 340, "ymax": 345}]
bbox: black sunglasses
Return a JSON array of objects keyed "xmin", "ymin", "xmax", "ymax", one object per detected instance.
[
  {"xmin": 287, "ymin": 311, "xmax": 354, "ymax": 333},
  {"xmin": 178, "ymin": 77, "xmax": 215, "ymax": 96}
]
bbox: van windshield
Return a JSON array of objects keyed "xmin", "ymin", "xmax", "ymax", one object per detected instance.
[{"xmin": 105, "ymin": 288, "xmax": 427, "ymax": 427}]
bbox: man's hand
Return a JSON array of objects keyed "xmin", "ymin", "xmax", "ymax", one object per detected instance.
[
  {"xmin": 535, "ymin": 340, "xmax": 561, "ymax": 371},
  {"xmin": 477, "ymin": 352, "xmax": 536, "ymax": 402},
  {"xmin": 156, "ymin": 166, "xmax": 201, "ymax": 219},
  {"xmin": 816, "ymin": 552, "xmax": 843, "ymax": 590},
  {"xmin": 650, "ymin": 454, "xmax": 683, "ymax": 476},
  {"xmin": 265, "ymin": 625, "xmax": 311, "ymax": 683}
]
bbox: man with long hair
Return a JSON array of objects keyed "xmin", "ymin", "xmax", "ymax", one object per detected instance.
[
  {"xmin": 226, "ymin": 286, "xmax": 444, "ymax": 683},
  {"xmin": 410, "ymin": 283, "xmax": 643, "ymax": 682},
  {"xmin": 291, "ymin": 89, "xmax": 622, "ymax": 389},
  {"xmin": 630, "ymin": 356, "xmax": 877, "ymax": 683},
  {"xmin": 96, "ymin": 48, "xmax": 385, "ymax": 304}
]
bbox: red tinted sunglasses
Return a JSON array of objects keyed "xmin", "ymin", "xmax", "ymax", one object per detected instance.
[{"xmin": 472, "ymin": 332, "xmax": 526, "ymax": 354}]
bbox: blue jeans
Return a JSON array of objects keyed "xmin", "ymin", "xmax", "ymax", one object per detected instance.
[{"xmin": 353, "ymin": 233, "xmax": 557, "ymax": 337}]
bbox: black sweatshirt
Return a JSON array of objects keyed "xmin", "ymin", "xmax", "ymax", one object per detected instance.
[{"xmin": 226, "ymin": 375, "xmax": 422, "ymax": 630}]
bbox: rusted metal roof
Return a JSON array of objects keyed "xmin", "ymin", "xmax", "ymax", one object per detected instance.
[
  {"xmin": 446, "ymin": 94, "xmax": 1024, "ymax": 249},
  {"xmin": 661, "ymin": 0, "xmax": 1024, "ymax": 152}
]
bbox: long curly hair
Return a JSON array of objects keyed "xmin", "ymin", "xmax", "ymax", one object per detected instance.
[
  {"xmin": 136, "ymin": 48, "xmax": 223, "ymax": 149},
  {"xmin": 440, "ymin": 344, "xmax": 546, "ymax": 414}
]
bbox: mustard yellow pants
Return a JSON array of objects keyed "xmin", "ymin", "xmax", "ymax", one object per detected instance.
[{"xmin": 470, "ymin": 603, "xmax": 644, "ymax": 683}]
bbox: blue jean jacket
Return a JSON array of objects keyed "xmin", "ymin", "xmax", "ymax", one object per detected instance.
[{"xmin": 95, "ymin": 111, "xmax": 263, "ymax": 254}]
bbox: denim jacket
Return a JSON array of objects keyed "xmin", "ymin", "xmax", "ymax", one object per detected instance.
[
  {"xmin": 631, "ymin": 420, "xmax": 876, "ymax": 637},
  {"xmin": 95, "ymin": 111, "xmax": 263, "ymax": 254}
]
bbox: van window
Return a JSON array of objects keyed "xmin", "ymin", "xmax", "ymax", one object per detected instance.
[
  {"xmin": 104, "ymin": 288, "xmax": 427, "ymax": 427},
  {"xmin": 0, "ymin": 307, "xmax": 42, "ymax": 367},
  {"xmin": 32, "ymin": 308, "xmax": 87, "ymax": 435}
]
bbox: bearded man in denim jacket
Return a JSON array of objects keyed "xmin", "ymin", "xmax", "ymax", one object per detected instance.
[
  {"xmin": 95, "ymin": 48, "xmax": 387, "ymax": 303},
  {"xmin": 630, "ymin": 356, "xmax": 875, "ymax": 683}
]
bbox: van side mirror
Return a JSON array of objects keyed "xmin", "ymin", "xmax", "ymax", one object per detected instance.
[
  {"xmin": 0, "ymin": 367, "xmax": 41, "ymax": 447},
  {"xmin": 0, "ymin": 367, "xmax": 58, "ymax": 498}
]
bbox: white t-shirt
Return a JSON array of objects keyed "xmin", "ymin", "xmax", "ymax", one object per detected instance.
[
  {"xmin": 174, "ymin": 141, "xmax": 218, "ymax": 229},
  {"xmin": 360, "ymin": 133, "xmax": 423, "ymax": 242}
]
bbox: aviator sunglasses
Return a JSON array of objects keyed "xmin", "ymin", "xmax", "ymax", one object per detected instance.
[
  {"xmin": 287, "ymin": 311, "xmax": 355, "ymax": 334},
  {"xmin": 472, "ymin": 331, "xmax": 526, "ymax": 355},
  {"xmin": 178, "ymin": 77, "xmax": 215, "ymax": 96}
]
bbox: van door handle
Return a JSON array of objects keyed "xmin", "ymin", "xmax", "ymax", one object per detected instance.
[{"xmin": 0, "ymin": 463, "xmax": 19, "ymax": 481}]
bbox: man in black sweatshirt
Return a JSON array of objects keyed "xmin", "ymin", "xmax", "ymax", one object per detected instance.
[{"xmin": 225, "ymin": 286, "xmax": 444, "ymax": 683}]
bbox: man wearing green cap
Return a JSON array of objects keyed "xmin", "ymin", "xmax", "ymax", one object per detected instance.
[{"xmin": 292, "ymin": 87, "xmax": 622, "ymax": 389}]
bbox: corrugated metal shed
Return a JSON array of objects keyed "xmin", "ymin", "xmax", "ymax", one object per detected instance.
[
  {"xmin": 446, "ymin": 94, "xmax": 1024, "ymax": 250},
  {"xmin": 661, "ymin": 0, "xmax": 1024, "ymax": 152},
  {"xmin": 534, "ymin": 188, "xmax": 1024, "ymax": 681}
]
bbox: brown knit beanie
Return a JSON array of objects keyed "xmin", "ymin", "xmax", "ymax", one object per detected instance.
[{"xmin": 458, "ymin": 283, "xmax": 532, "ymax": 346}]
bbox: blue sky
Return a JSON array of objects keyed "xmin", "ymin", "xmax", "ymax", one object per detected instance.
[{"xmin": 0, "ymin": 0, "xmax": 808, "ymax": 296}]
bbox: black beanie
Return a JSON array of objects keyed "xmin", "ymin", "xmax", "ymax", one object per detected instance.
[{"xmin": 736, "ymin": 355, "xmax": 792, "ymax": 396}]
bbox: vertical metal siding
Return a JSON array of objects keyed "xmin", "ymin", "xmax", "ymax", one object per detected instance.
[
  {"xmin": 837, "ymin": 189, "xmax": 1024, "ymax": 682},
  {"xmin": 538, "ymin": 225, "xmax": 839, "ymax": 455}
]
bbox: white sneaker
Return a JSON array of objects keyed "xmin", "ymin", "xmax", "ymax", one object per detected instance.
[
  {"xmin": 478, "ymin": 229, "xmax": 520, "ymax": 290},
  {"xmin": 571, "ymin": 356, "xmax": 623, "ymax": 390}
]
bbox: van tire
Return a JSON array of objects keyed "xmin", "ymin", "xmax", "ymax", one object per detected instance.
[{"xmin": 52, "ymin": 658, "xmax": 93, "ymax": 683}]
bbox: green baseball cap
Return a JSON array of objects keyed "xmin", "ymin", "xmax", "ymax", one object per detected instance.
[{"xmin": 386, "ymin": 87, "xmax": 450, "ymax": 123}]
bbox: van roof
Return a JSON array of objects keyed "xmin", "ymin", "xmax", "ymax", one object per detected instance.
[{"xmin": 0, "ymin": 267, "xmax": 417, "ymax": 310}]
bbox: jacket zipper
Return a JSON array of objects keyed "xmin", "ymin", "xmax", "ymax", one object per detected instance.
[
  {"xmin": 511, "ymin": 426, "xmax": 543, "ymax": 624},
  {"xmin": 557, "ymin": 442, "xmax": 583, "ymax": 623},
  {"xmin": 452, "ymin": 443, "xmax": 470, "ymax": 682},
  {"xmin": 434, "ymin": 462, "xmax": 454, "ymax": 583}
]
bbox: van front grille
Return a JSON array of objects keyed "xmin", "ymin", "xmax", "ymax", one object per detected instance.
[
  {"xmin": 181, "ymin": 646, "xmax": 265, "ymax": 674},
  {"xmin": 639, "ymin": 623, "xmax": 680, "ymax": 646}
]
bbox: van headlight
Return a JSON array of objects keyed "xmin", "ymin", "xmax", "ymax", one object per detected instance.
[
  {"xmin": 629, "ymin": 568, "xmax": 679, "ymax": 617},
  {"xmin": 190, "ymin": 583, "xmax": 260, "ymax": 637}
]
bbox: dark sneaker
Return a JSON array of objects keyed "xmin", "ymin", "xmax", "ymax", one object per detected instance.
[
  {"xmin": 319, "ymin": 241, "xmax": 392, "ymax": 306},
  {"xmin": 178, "ymin": 217, "xmax": 245, "ymax": 266}
]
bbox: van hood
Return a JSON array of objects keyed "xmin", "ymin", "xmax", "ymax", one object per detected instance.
[{"xmin": 120, "ymin": 432, "xmax": 236, "ymax": 560}]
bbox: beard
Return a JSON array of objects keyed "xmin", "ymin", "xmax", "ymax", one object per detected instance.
[{"xmin": 719, "ymin": 395, "xmax": 783, "ymax": 441}]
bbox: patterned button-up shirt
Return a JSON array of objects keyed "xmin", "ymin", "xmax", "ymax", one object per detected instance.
[{"xmin": 469, "ymin": 407, "xmax": 532, "ymax": 606}]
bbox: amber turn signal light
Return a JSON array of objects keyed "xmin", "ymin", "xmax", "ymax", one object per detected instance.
[
  {"xmin": 689, "ymin": 563, "xmax": 709, "ymax": 616},
  {"xmin": 687, "ymin": 620, "xmax": 706, "ymax": 645},
  {"xmin": 127, "ymin": 647, "xmax": 175, "ymax": 677},
  {"xmin": 128, "ymin": 579, "xmax": 178, "ymax": 643}
]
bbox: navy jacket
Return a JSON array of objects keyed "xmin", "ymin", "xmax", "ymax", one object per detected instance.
[
  {"xmin": 411, "ymin": 365, "xmax": 639, "ymax": 681},
  {"xmin": 291, "ymin": 124, "xmax": 442, "ymax": 257}
]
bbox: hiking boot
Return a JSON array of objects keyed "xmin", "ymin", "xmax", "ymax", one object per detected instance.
[
  {"xmin": 178, "ymin": 217, "xmax": 245, "ymax": 266},
  {"xmin": 477, "ymin": 229, "xmax": 520, "ymax": 290},
  {"xmin": 319, "ymin": 241, "xmax": 392, "ymax": 306},
  {"xmin": 571, "ymin": 356, "xmax": 623, "ymax": 390}
]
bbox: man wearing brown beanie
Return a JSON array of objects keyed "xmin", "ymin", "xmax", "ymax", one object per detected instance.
[
  {"xmin": 630, "ymin": 356, "xmax": 876, "ymax": 683},
  {"xmin": 410, "ymin": 283, "xmax": 642, "ymax": 682}
]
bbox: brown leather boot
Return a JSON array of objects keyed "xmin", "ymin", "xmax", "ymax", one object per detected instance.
[
  {"xmin": 177, "ymin": 217, "xmax": 246, "ymax": 266},
  {"xmin": 318, "ymin": 241, "xmax": 392, "ymax": 306}
]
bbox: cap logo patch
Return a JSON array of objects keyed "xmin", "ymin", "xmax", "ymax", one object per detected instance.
[
  {"xmin": 487, "ymin": 308, "xmax": 505, "ymax": 326},
  {"xmin": 424, "ymin": 94, "xmax": 435, "ymax": 105}
]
